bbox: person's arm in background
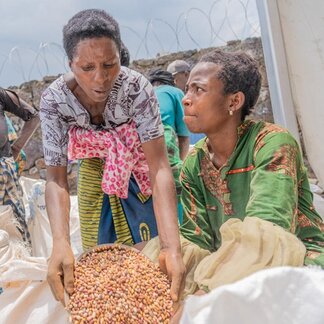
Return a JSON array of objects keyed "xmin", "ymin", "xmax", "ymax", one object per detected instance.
[
  {"xmin": 4, "ymin": 90, "xmax": 39, "ymax": 160},
  {"xmin": 142, "ymin": 136, "xmax": 186, "ymax": 303},
  {"xmin": 178, "ymin": 136, "xmax": 189, "ymax": 160}
]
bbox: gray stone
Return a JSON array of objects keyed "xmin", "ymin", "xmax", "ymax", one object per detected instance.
[{"xmin": 28, "ymin": 167, "xmax": 40, "ymax": 179}]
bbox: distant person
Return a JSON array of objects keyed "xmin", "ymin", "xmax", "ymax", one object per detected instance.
[
  {"xmin": 148, "ymin": 68, "xmax": 189, "ymax": 160},
  {"xmin": 167, "ymin": 59, "xmax": 190, "ymax": 92},
  {"xmin": 148, "ymin": 68, "xmax": 190, "ymax": 223},
  {"xmin": 0, "ymin": 88, "xmax": 39, "ymax": 247},
  {"xmin": 167, "ymin": 59, "xmax": 205, "ymax": 145}
]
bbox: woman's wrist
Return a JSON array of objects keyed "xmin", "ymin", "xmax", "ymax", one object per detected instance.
[
  {"xmin": 53, "ymin": 237, "xmax": 71, "ymax": 248},
  {"xmin": 159, "ymin": 238, "xmax": 182, "ymax": 254}
]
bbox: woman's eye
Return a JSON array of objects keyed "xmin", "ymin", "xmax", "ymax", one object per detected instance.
[
  {"xmin": 103, "ymin": 63, "xmax": 114, "ymax": 69},
  {"xmin": 82, "ymin": 66, "xmax": 94, "ymax": 71}
]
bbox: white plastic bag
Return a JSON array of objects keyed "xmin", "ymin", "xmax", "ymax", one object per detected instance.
[
  {"xmin": 181, "ymin": 266, "xmax": 324, "ymax": 324},
  {"xmin": 19, "ymin": 177, "xmax": 82, "ymax": 257},
  {"xmin": 0, "ymin": 178, "xmax": 82, "ymax": 324},
  {"xmin": 0, "ymin": 228, "xmax": 68, "ymax": 324},
  {"xmin": 0, "ymin": 280, "xmax": 69, "ymax": 324}
]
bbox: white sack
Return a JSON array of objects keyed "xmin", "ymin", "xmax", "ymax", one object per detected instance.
[
  {"xmin": 0, "ymin": 228, "xmax": 69, "ymax": 324},
  {"xmin": 181, "ymin": 266, "xmax": 324, "ymax": 324},
  {"xmin": 0, "ymin": 177, "xmax": 82, "ymax": 324},
  {"xmin": 0, "ymin": 279, "xmax": 69, "ymax": 324},
  {"xmin": 0, "ymin": 205, "xmax": 25, "ymax": 243},
  {"xmin": 19, "ymin": 177, "xmax": 82, "ymax": 257}
]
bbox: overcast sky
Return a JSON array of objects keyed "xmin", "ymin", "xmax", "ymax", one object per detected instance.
[{"xmin": 0, "ymin": 0, "xmax": 259, "ymax": 87}]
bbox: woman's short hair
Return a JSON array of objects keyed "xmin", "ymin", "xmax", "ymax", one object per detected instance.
[
  {"xmin": 120, "ymin": 41, "xmax": 130, "ymax": 67},
  {"xmin": 63, "ymin": 9, "xmax": 122, "ymax": 61},
  {"xmin": 200, "ymin": 49, "xmax": 261, "ymax": 120}
]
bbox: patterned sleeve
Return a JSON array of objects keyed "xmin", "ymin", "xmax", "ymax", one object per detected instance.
[
  {"xmin": 130, "ymin": 74, "xmax": 164, "ymax": 143},
  {"xmin": 39, "ymin": 88, "xmax": 69, "ymax": 166},
  {"xmin": 180, "ymin": 151, "xmax": 215, "ymax": 251},
  {"xmin": 246, "ymin": 127, "xmax": 302, "ymax": 230}
]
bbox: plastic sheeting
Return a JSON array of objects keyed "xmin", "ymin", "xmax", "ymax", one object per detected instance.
[
  {"xmin": 0, "ymin": 177, "xmax": 82, "ymax": 324},
  {"xmin": 0, "ymin": 226, "xmax": 68, "ymax": 324},
  {"xmin": 181, "ymin": 266, "xmax": 324, "ymax": 324},
  {"xmin": 20, "ymin": 177, "xmax": 82, "ymax": 258}
]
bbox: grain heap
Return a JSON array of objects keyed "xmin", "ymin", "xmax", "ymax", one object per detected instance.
[{"xmin": 67, "ymin": 244, "xmax": 173, "ymax": 323}]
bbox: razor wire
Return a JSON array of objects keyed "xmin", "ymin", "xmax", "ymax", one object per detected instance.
[{"xmin": 0, "ymin": 0, "xmax": 260, "ymax": 87}]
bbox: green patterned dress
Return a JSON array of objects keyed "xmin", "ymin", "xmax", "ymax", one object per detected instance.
[{"xmin": 180, "ymin": 120, "xmax": 324, "ymax": 267}]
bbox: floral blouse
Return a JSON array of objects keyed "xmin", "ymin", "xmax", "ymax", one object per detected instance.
[{"xmin": 40, "ymin": 67, "xmax": 164, "ymax": 166}]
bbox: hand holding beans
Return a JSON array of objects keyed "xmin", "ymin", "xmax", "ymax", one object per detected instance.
[
  {"xmin": 47, "ymin": 240, "xmax": 75, "ymax": 305},
  {"xmin": 158, "ymin": 247, "xmax": 186, "ymax": 306}
]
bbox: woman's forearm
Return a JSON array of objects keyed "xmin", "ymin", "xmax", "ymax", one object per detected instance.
[
  {"xmin": 45, "ymin": 180, "xmax": 71, "ymax": 244},
  {"xmin": 151, "ymin": 166, "xmax": 181, "ymax": 252}
]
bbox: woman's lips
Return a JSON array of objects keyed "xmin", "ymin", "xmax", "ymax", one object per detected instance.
[
  {"xmin": 92, "ymin": 89, "xmax": 110, "ymax": 98},
  {"xmin": 93, "ymin": 89, "xmax": 108, "ymax": 94}
]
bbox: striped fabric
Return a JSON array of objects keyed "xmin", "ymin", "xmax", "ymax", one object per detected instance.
[
  {"xmin": 78, "ymin": 157, "xmax": 158, "ymax": 251},
  {"xmin": 78, "ymin": 158, "xmax": 134, "ymax": 250},
  {"xmin": 77, "ymin": 158, "xmax": 105, "ymax": 250},
  {"xmin": 107, "ymin": 194, "xmax": 134, "ymax": 245}
]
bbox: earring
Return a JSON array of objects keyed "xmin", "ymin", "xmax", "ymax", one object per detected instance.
[{"xmin": 228, "ymin": 110, "xmax": 233, "ymax": 116}]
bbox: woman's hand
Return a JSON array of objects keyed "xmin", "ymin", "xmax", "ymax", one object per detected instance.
[
  {"xmin": 47, "ymin": 240, "xmax": 75, "ymax": 305},
  {"xmin": 159, "ymin": 247, "xmax": 186, "ymax": 304}
]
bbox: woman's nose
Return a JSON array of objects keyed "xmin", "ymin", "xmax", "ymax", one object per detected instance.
[
  {"xmin": 182, "ymin": 95, "xmax": 191, "ymax": 108},
  {"xmin": 94, "ymin": 68, "xmax": 109, "ymax": 83}
]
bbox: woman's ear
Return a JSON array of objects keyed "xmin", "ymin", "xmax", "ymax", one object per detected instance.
[{"xmin": 229, "ymin": 92, "xmax": 245, "ymax": 112}]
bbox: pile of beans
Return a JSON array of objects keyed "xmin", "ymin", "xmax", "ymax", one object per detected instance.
[{"xmin": 67, "ymin": 245, "xmax": 173, "ymax": 324}]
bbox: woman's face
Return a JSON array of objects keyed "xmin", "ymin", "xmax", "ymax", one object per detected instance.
[
  {"xmin": 70, "ymin": 37, "xmax": 121, "ymax": 104},
  {"xmin": 182, "ymin": 62, "xmax": 233, "ymax": 135}
]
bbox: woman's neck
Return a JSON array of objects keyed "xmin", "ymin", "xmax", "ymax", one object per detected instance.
[{"xmin": 206, "ymin": 122, "xmax": 240, "ymax": 169}]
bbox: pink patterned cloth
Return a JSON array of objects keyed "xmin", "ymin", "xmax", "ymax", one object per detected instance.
[{"xmin": 68, "ymin": 122, "xmax": 152, "ymax": 199}]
